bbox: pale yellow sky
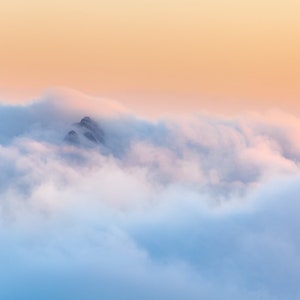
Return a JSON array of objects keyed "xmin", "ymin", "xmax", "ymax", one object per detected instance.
[{"xmin": 0, "ymin": 0, "xmax": 299, "ymax": 115}]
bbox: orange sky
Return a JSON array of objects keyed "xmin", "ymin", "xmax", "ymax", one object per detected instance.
[{"xmin": 0, "ymin": 0, "xmax": 299, "ymax": 116}]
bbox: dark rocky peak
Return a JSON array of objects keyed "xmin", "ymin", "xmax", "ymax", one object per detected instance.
[
  {"xmin": 79, "ymin": 116, "xmax": 94, "ymax": 129},
  {"xmin": 64, "ymin": 116, "xmax": 105, "ymax": 146},
  {"xmin": 64, "ymin": 130, "xmax": 79, "ymax": 145},
  {"xmin": 68, "ymin": 130, "xmax": 77, "ymax": 136}
]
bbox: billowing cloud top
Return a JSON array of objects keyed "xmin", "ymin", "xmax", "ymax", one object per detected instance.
[{"xmin": 0, "ymin": 90, "xmax": 300, "ymax": 300}]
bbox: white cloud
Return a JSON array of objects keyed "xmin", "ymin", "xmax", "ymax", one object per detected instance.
[{"xmin": 0, "ymin": 90, "xmax": 300, "ymax": 299}]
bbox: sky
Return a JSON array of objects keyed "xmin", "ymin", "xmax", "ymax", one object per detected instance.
[
  {"xmin": 1, "ymin": 1, "xmax": 300, "ymax": 299},
  {"xmin": 0, "ymin": 0, "xmax": 300, "ymax": 115}
]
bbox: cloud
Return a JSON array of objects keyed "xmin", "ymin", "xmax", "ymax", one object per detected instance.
[{"xmin": 0, "ymin": 89, "xmax": 300, "ymax": 299}]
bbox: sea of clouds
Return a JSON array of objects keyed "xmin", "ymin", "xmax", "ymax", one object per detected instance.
[{"xmin": 0, "ymin": 88, "xmax": 299, "ymax": 299}]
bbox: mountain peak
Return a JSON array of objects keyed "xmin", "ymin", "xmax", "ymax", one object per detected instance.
[{"xmin": 64, "ymin": 116, "xmax": 105, "ymax": 146}]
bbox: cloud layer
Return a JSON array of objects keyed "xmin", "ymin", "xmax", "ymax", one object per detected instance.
[{"xmin": 0, "ymin": 89, "xmax": 300, "ymax": 299}]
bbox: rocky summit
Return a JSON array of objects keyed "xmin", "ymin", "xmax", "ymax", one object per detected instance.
[{"xmin": 64, "ymin": 116, "xmax": 105, "ymax": 146}]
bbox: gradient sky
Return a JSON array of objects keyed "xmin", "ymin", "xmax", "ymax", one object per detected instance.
[{"xmin": 0, "ymin": 0, "xmax": 300, "ymax": 115}]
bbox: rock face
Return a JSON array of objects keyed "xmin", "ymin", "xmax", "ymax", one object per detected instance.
[
  {"xmin": 65, "ymin": 130, "xmax": 79, "ymax": 144},
  {"xmin": 64, "ymin": 116, "xmax": 105, "ymax": 146}
]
